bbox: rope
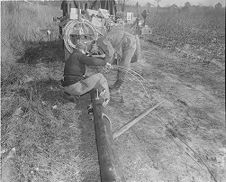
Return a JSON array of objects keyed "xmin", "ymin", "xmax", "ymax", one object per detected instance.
[
  {"xmin": 63, "ymin": 19, "xmax": 98, "ymax": 53},
  {"xmin": 114, "ymin": 65, "xmax": 147, "ymax": 83},
  {"xmin": 111, "ymin": 65, "xmax": 151, "ymax": 99},
  {"xmin": 102, "ymin": 113, "xmax": 112, "ymax": 131}
]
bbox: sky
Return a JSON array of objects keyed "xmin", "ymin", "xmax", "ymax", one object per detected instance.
[{"xmin": 127, "ymin": 0, "xmax": 226, "ymax": 7}]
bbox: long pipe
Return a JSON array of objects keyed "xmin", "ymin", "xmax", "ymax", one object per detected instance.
[{"xmin": 90, "ymin": 89, "xmax": 125, "ymax": 182}]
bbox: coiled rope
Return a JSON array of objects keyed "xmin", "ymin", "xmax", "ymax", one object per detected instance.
[
  {"xmin": 63, "ymin": 19, "xmax": 98, "ymax": 54},
  {"xmin": 103, "ymin": 65, "xmax": 151, "ymax": 99}
]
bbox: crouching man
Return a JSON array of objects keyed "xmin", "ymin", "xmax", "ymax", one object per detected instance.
[
  {"xmin": 95, "ymin": 28, "xmax": 141, "ymax": 92},
  {"xmin": 61, "ymin": 43, "xmax": 111, "ymax": 107}
]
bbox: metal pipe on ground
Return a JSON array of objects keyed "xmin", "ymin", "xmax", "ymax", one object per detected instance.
[{"xmin": 90, "ymin": 89, "xmax": 125, "ymax": 182}]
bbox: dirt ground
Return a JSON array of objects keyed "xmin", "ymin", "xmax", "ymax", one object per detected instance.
[
  {"xmin": 1, "ymin": 39, "xmax": 225, "ymax": 182},
  {"xmin": 108, "ymin": 40, "xmax": 226, "ymax": 182}
]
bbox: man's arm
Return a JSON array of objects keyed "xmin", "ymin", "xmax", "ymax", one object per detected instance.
[
  {"xmin": 91, "ymin": 54, "xmax": 106, "ymax": 58},
  {"xmin": 102, "ymin": 39, "xmax": 115, "ymax": 64},
  {"xmin": 79, "ymin": 53, "xmax": 106, "ymax": 66}
]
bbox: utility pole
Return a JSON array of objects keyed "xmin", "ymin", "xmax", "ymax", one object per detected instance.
[{"xmin": 90, "ymin": 89, "xmax": 125, "ymax": 182}]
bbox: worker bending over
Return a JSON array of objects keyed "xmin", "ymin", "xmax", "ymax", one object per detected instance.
[{"xmin": 94, "ymin": 28, "xmax": 141, "ymax": 92}]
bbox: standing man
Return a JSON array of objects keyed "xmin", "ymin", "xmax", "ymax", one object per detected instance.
[
  {"xmin": 62, "ymin": 43, "xmax": 112, "ymax": 107},
  {"xmin": 141, "ymin": 9, "xmax": 147, "ymax": 26},
  {"xmin": 61, "ymin": 0, "xmax": 69, "ymax": 17},
  {"xmin": 59, "ymin": 0, "xmax": 70, "ymax": 41}
]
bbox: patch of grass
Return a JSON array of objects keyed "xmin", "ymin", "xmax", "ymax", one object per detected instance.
[
  {"xmin": 0, "ymin": 2, "xmax": 87, "ymax": 181},
  {"xmin": 17, "ymin": 40, "xmax": 64, "ymax": 64},
  {"xmin": 1, "ymin": 61, "xmax": 89, "ymax": 181},
  {"xmin": 1, "ymin": 1, "xmax": 61, "ymax": 80}
]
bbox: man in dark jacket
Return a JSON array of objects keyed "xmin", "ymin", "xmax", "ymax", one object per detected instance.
[
  {"xmin": 141, "ymin": 10, "xmax": 147, "ymax": 26},
  {"xmin": 61, "ymin": 0, "xmax": 69, "ymax": 17},
  {"xmin": 62, "ymin": 43, "xmax": 111, "ymax": 107}
]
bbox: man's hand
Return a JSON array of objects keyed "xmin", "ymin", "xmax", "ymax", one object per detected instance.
[
  {"xmin": 105, "ymin": 63, "xmax": 112, "ymax": 70},
  {"xmin": 102, "ymin": 63, "xmax": 112, "ymax": 73},
  {"xmin": 76, "ymin": 42, "xmax": 86, "ymax": 53},
  {"xmin": 90, "ymin": 42, "xmax": 99, "ymax": 54},
  {"xmin": 92, "ymin": 54, "xmax": 106, "ymax": 58}
]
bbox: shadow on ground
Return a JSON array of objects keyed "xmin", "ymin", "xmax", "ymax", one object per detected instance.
[
  {"xmin": 17, "ymin": 40, "xmax": 64, "ymax": 64},
  {"xmin": 75, "ymin": 94, "xmax": 100, "ymax": 182}
]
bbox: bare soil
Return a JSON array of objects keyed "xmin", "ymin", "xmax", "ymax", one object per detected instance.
[{"xmin": 109, "ymin": 41, "xmax": 226, "ymax": 182}]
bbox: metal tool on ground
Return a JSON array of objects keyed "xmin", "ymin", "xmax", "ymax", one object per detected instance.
[{"xmin": 113, "ymin": 101, "xmax": 164, "ymax": 139}]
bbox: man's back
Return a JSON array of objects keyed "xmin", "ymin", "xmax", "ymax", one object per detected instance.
[
  {"xmin": 102, "ymin": 28, "xmax": 125, "ymax": 48},
  {"xmin": 64, "ymin": 50, "xmax": 106, "ymax": 77}
]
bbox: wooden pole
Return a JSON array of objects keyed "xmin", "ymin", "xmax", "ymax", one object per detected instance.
[
  {"xmin": 90, "ymin": 89, "xmax": 124, "ymax": 182},
  {"xmin": 78, "ymin": 1, "xmax": 81, "ymax": 20},
  {"xmin": 113, "ymin": 101, "xmax": 164, "ymax": 139}
]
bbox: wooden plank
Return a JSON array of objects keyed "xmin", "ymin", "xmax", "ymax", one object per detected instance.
[
  {"xmin": 113, "ymin": 101, "xmax": 164, "ymax": 139},
  {"xmin": 90, "ymin": 89, "xmax": 124, "ymax": 182}
]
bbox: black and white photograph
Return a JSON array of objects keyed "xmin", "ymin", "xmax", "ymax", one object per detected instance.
[{"xmin": 1, "ymin": 0, "xmax": 225, "ymax": 181}]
